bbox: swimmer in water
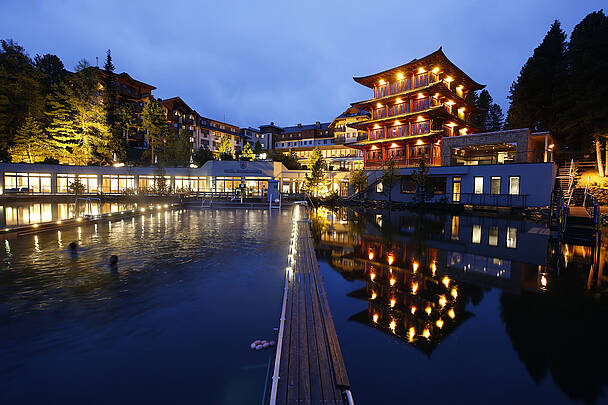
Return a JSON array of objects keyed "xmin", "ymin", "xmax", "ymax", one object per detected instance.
[
  {"xmin": 109, "ymin": 255, "xmax": 118, "ymax": 273},
  {"xmin": 69, "ymin": 241, "xmax": 78, "ymax": 251}
]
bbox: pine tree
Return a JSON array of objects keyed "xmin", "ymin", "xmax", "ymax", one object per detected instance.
[
  {"xmin": 102, "ymin": 49, "xmax": 126, "ymax": 161},
  {"xmin": 241, "ymin": 142, "xmax": 254, "ymax": 160},
  {"xmin": 253, "ymin": 140, "xmax": 263, "ymax": 155},
  {"xmin": 557, "ymin": 10, "xmax": 608, "ymax": 150},
  {"xmin": 305, "ymin": 147, "xmax": 328, "ymax": 196},
  {"xmin": 45, "ymin": 81, "xmax": 80, "ymax": 162},
  {"xmin": 487, "ymin": 104, "xmax": 505, "ymax": 131},
  {"xmin": 142, "ymin": 98, "xmax": 168, "ymax": 165},
  {"xmin": 218, "ymin": 134, "xmax": 234, "ymax": 160},
  {"xmin": 167, "ymin": 128, "xmax": 192, "ymax": 166},
  {"xmin": 9, "ymin": 113, "xmax": 48, "ymax": 163},
  {"xmin": 472, "ymin": 89, "xmax": 492, "ymax": 130},
  {"xmin": 192, "ymin": 145, "xmax": 215, "ymax": 166},
  {"xmin": 506, "ymin": 20, "xmax": 567, "ymax": 132}
]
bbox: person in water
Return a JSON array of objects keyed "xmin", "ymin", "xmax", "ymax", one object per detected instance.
[
  {"xmin": 69, "ymin": 241, "xmax": 78, "ymax": 251},
  {"xmin": 109, "ymin": 255, "xmax": 118, "ymax": 273}
]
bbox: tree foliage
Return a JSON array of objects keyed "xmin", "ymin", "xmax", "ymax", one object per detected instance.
[
  {"xmin": 142, "ymin": 97, "xmax": 168, "ymax": 164},
  {"xmin": 305, "ymin": 147, "xmax": 328, "ymax": 196},
  {"xmin": 269, "ymin": 148, "xmax": 300, "ymax": 169},
  {"xmin": 411, "ymin": 159, "xmax": 433, "ymax": 203},
  {"xmin": 241, "ymin": 142, "xmax": 254, "ymax": 160},
  {"xmin": 166, "ymin": 128, "xmax": 192, "ymax": 166},
  {"xmin": 253, "ymin": 140, "xmax": 263, "ymax": 155},
  {"xmin": 380, "ymin": 158, "xmax": 399, "ymax": 202},
  {"xmin": 9, "ymin": 113, "xmax": 48, "ymax": 163},
  {"xmin": 217, "ymin": 134, "xmax": 234, "ymax": 159},
  {"xmin": 192, "ymin": 145, "xmax": 215, "ymax": 167},
  {"xmin": 349, "ymin": 167, "xmax": 368, "ymax": 197}
]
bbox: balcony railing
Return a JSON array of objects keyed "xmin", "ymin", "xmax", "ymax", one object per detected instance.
[
  {"xmin": 365, "ymin": 157, "xmax": 440, "ymax": 169},
  {"xmin": 456, "ymin": 193, "xmax": 527, "ymax": 208},
  {"xmin": 450, "ymin": 150, "xmax": 552, "ymax": 165}
]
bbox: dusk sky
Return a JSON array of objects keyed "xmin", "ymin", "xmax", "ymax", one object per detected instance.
[{"xmin": 2, "ymin": 0, "xmax": 604, "ymax": 128}]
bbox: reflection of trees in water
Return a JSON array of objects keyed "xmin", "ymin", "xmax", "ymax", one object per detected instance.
[{"xmin": 500, "ymin": 285, "xmax": 608, "ymax": 403}]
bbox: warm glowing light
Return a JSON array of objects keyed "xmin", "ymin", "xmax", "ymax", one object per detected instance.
[
  {"xmin": 373, "ymin": 313, "xmax": 379, "ymax": 323},
  {"xmin": 445, "ymin": 76, "xmax": 453, "ymax": 82},
  {"xmin": 56, "ymin": 220, "xmax": 62, "ymax": 225},
  {"xmin": 448, "ymin": 308, "xmax": 455, "ymax": 319},
  {"xmin": 32, "ymin": 224, "xmax": 39, "ymax": 228},
  {"xmin": 389, "ymin": 143, "xmax": 399, "ymax": 149},
  {"xmin": 456, "ymin": 85, "xmax": 463, "ymax": 90},
  {"xmin": 395, "ymin": 98, "xmax": 402, "ymax": 103},
  {"xmin": 425, "ymin": 306, "xmax": 432, "ymax": 315},
  {"xmin": 76, "ymin": 217, "xmax": 83, "ymax": 222},
  {"xmin": 418, "ymin": 67, "xmax": 426, "ymax": 74},
  {"xmin": 416, "ymin": 115, "xmax": 425, "ymax": 122},
  {"xmin": 548, "ymin": 144, "xmax": 555, "ymax": 149},
  {"xmin": 422, "ymin": 328, "xmax": 430, "ymax": 339},
  {"xmin": 389, "ymin": 277, "xmax": 396, "ymax": 286},
  {"xmin": 442, "ymin": 276, "xmax": 450, "ymax": 288},
  {"xmin": 412, "ymin": 282, "xmax": 419, "ymax": 294},
  {"xmin": 447, "ymin": 122, "xmax": 456, "ymax": 127},
  {"xmin": 371, "ymin": 292, "xmax": 377, "ymax": 300},
  {"xmin": 164, "ymin": 204, "xmax": 169, "ymax": 208},
  {"xmin": 389, "ymin": 320, "xmax": 396, "ymax": 332},
  {"xmin": 373, "ymin": 124, "xmax": 380, "ymax": 129},
  {"xmin": 451, "ymin": 288, "xmax": 458, "ymax": 299},
  {"xmin": 368, "ymin": 251, "xmax": 375, "ymax": 260},
  {"xmin": 411, "ymin": 306, "xmax": 417, "ymax": 315},
  {"xmin": 387, "ymin": 255, "xmax": 394, "ymax": 265},
  {"xmin": 439, "ymin": 295, "xmax": 447, "ymax": 308},
  {"xmin": 370, "ymin": 272, "xmax": 376, "ymax": 281},
  {"xmin": 413, "ymin": 261, "xmax": 419, "ymax": 272},
  {"xmin": 436, "ymin": 319, "xmax": 444, "ymax": 328},
  {"xmin": 540, "ymin": 275, "xmax": 547, "ymax": 288},
  {"xmin": 408, "ymin": 327, "xmax": 416, "ymax": 342},
  {"xmin": 140, "ymin": 208, "xmax": 146, "ymax": 212},
  {"xmin": 376, "ymin": 103, "xmax": 383, "ymax": 108},
  {"xmin": 394, "ymin": 120, "xmax": 401, "ymax": 125},
  {"xmin": 379, "ymin": 79, "xmax": 386, "ymax": 85},
  {"xmin": 417, "ymin": 92, "xmax": 425, "ymax": 98},
  {"xmin": 446, "ymin": 100, "xmax": 456, "ymax": 106},
  {"xmin": 430, "ymin": 261, "xmax": 436, "ymax": 275},
  {"xmin": 397, "ymin": 72, "xmax": 404, "ymax": 80},
  {"xmin": 371, "ymin": 145, "xmax": 378, "ymax": 150},
  {"xmin": 113, "ymin": 162, "xmax": 125, "ymax": 167},
  {"xmin": 416, "ymin": 140, "xmax": 424, "ymax": 146},
  {"xmin": 432, "ymin": 67, "xmax": 439, "ymax": 73},
  {"xmin": 390, "ymin": 298, "xmax": 396, "ymax": 307},
  {"xmin": 156, "ymin": 205, "xmax": 161, "ymax": 209}
]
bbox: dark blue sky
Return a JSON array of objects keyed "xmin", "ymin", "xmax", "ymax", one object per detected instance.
[{"xmin": 2, "ymin": 0, "xmax": 604, "ymax": 128}]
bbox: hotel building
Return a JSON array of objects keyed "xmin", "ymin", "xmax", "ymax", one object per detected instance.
[{"xmin": 349, "ymin": 48, "xmax": 557, "ymax": 207}]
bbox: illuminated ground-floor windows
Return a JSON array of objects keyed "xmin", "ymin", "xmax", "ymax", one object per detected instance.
[
  {"xmin": 57, "ymin": 174, "xmax": 98, "ymax": 193},
  {"xmin": 4, "ymin": 172, "xmax": 52, "ymax": 193}
]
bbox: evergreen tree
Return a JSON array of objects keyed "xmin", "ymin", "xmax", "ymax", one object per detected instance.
[
  {"xmin": 142, "ymin": 98, "xmax": 168, "ymax": 165},
  {"xmin": 192, "ymin": 145, "xmax": 215, "ymax": 166},
  {"xmin": 506, "ymin": 20, "xmax": 567, "ymax": 132},
  {"xmin": 487, "ymin": 104, "xmax": 505, "ymax": 131},
  {"xmin": 45, "ymin": 81, "xmax": 80, "ymax": 162},
  {"xmin": 349, "ymin": 167, "xmax": 368, "ymax": 197},
  {"xmin": 34, "ymin": 53, "xmax": 65, "ymax": 93},
  {"xmin": 557, "ymin": 10, "xmax": 608, "ymax": 150},
  {"xmin": 380, "ymin": 158, "xmax": 399, "ymax": 203},
  {"xmin": 0, "ymin": 40, "xmax": 44, "ymax": 154},
  {"xmin": 9, "ymin": 113, "xmax": 48, "ymax": 163},
  {"xmin": 102, "ymin": 49, "xmax": 125, "ymax": 161},
  {"xmin": 253, "ymin": 140, "xmax": 263, "ymax": 155},
  {"xmin": 241, "ymin": 142, "xmax": 254, "ymax": 160},
  {"xmin": 167, "ymin": 128, "xmax": 192, "ymax": 166},
  {"xmin": 411, "ymin": 159, "xmax": 432, "ymax": 203},
  {"xmin": 472, "ymin": 89, "xmax": 492, "ymax": 130},
  {"xmin": 305, "ymin": 146, "xmax": 328, "ymax": 196},
  {"xmin": 218, "ymin": 134, "xmax": 234, "ymax": 159}
]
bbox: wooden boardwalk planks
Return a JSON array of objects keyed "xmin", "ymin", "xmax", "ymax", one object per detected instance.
[{"xmin": 272, "ymin": 217, "xmax": 350, "ymax": 405}]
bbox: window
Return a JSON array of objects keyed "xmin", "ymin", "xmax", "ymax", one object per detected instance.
[
  {"xmin": 489, "ymin": 226, "xmax": 499, "ymax": 246},
  {"xmin": 507, "ymin": 227, "xmax": 517, "ymax": 248},
  {"xmin": 472, "ymin": 224, "xmax": 482, "ymax": 244},
  {"xmin": 401, "ymin": 176, "xmax": 416, "ymax": 194},
  {"xmin": 509, "ymin": 176, "xmax": 520, "ymax": 195},
  {"xmin": 451, "ymin": 216, "xmax": 460, "ymax": 240},
  {"xmin": 474, "ymin": 177, "xmax": 484, "ymax": 194},
  {"xmin": 452, "ymin": 177, "xmax": 461, "ymax": 202},
  {"xmin": 430, "ymin": 177, "xmax": 446, "ymax": 194},
  {"xmin": 490, "ymin": 176, "xmax": 501, "ymax": 194}
]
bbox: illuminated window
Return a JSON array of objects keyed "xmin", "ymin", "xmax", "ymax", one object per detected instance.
[
  {"xmin": 507, "ymin": 227, "xmax": 517, "ymax": 248},
  {"xmin": 509, "ymin": 176, "xmax": 520, "ymax": 195},
  {"xmin": 474, "ymin": 177, "xmax": 484, "ymax": 194},
  {"xmin": 451, "ymin": 216, "xmax": 460, "ymax": 241},
  {"xmin": 472, "ymin": 224, "xmax": 482, "ymax": 244},
  {"xmin": 452, "ymin": 177, "xmax": 461, "ymax": 202},
  {"xmin": 376, "ymin": 182, "xmax": 383, "ymax": 193},
  {"xmin": 490, "ymin": 176, "xmax": 501, "ymax": 194},
  {"xmin": 489, "ymin": 226, "xmax": 499, "ymax": 246}
]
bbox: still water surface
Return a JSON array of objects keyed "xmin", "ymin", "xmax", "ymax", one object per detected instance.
[
  {"xmin": 1, "ymin": 206, "xmax": 607, "ymax": 404},
  {"xmin": 0, "ymin": 209, "xmax": 290, "ymax": 404},
  {"xmin": 313, "ymin": 207, "xmax": 608, "ymax": 405}
]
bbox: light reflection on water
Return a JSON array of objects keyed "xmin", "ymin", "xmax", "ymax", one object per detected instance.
[
  {"xmin": 313, "ymin": 207, "xmax": 608, "ymax": 404},
  {"xmin": 0, "ymin": 208, "xmax": 291, "ymax": 404},
  {"xmin": 0, "ymin": 201, "xmax": 139, "ymax": 227}
]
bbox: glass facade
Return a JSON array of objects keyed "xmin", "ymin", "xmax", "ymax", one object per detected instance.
[
  {"xmin": 4, "ymin": 173, "xmax": 52, "ymax": 193},
  {"xmin": 57, "ymin": 174, "xmax": 98, "ymax": 194}
]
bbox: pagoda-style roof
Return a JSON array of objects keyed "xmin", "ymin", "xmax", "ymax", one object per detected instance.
[{"xmin": 353, "ymin": 47, "xmax": 484, "ymax": 91}]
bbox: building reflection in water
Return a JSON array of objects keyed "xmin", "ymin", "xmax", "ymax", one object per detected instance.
[{"xmin": 313, "ymin": 207, "xmax": 608, "ymax": 402}]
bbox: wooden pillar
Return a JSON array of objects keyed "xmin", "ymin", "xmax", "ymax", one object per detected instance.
[{"xmin": 544, "ymin": 134, "xmax": 548, "ymax": 163}]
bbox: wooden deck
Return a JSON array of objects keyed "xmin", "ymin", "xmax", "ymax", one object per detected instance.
[{"xmin": 269, "ymin": 207, "xmax": 350, "ymax": 405}]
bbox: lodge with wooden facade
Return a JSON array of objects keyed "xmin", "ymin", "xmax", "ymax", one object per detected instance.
[{"xmin": 349, "ymin": 47, "xmax": 484, "ymax": 169}]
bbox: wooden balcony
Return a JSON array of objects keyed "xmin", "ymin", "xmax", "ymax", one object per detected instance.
[{"xmin": 365, "ymin": 157, "xmax": 440, "ymax": 169}]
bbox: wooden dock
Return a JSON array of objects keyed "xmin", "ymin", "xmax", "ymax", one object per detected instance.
[{"xmin": 269, "ymin": 205, "xmax": 352, "ymax": 405}]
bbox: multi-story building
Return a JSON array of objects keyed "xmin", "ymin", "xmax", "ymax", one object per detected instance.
[
  {"xmin": 258, "ymin": 122, "xmax": 283, "ymax": 151},
  {"xmin": 199, "ymin": 117, "xmax": 244, "ymax": 154},
  {"xmin": 95, "ymin": 69, "xmax": 156, "ymax": 149},
  {"xmin": 349, "ymin": 47, "xmax": 483, "ymax": 169},
  {"xmin": 272, "ymin": 114, "xmax": 367, "ymax": 171},
  {"xmin": 240, "ymin": 127, "xmax": 270, "ymax": 151}
]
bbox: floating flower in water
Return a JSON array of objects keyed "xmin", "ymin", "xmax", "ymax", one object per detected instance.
[
  {"xmin": 373, "ymin": 313, "xmax": 379, "ymax": 323},
  {"xmin": 436, "ymin": 319, "xmax": 444, "ymax": 329},
  {"xmin": 439, "ymin": 295, "xmax": 447, "ymax": 308},
  {"xmin": 389, "ymin": 277, "xmax": 396, "ymax": 286},
  {"xmin": 451, "ymin": 288, "xmax": 458, "ymax": 299},
  {"xmin": 448, "ymin": 308, "xmax": 455, "ymax": 319},
  {"xmin": 410, "ymin": 306, "xmax": 417, "ymax": 315}
]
